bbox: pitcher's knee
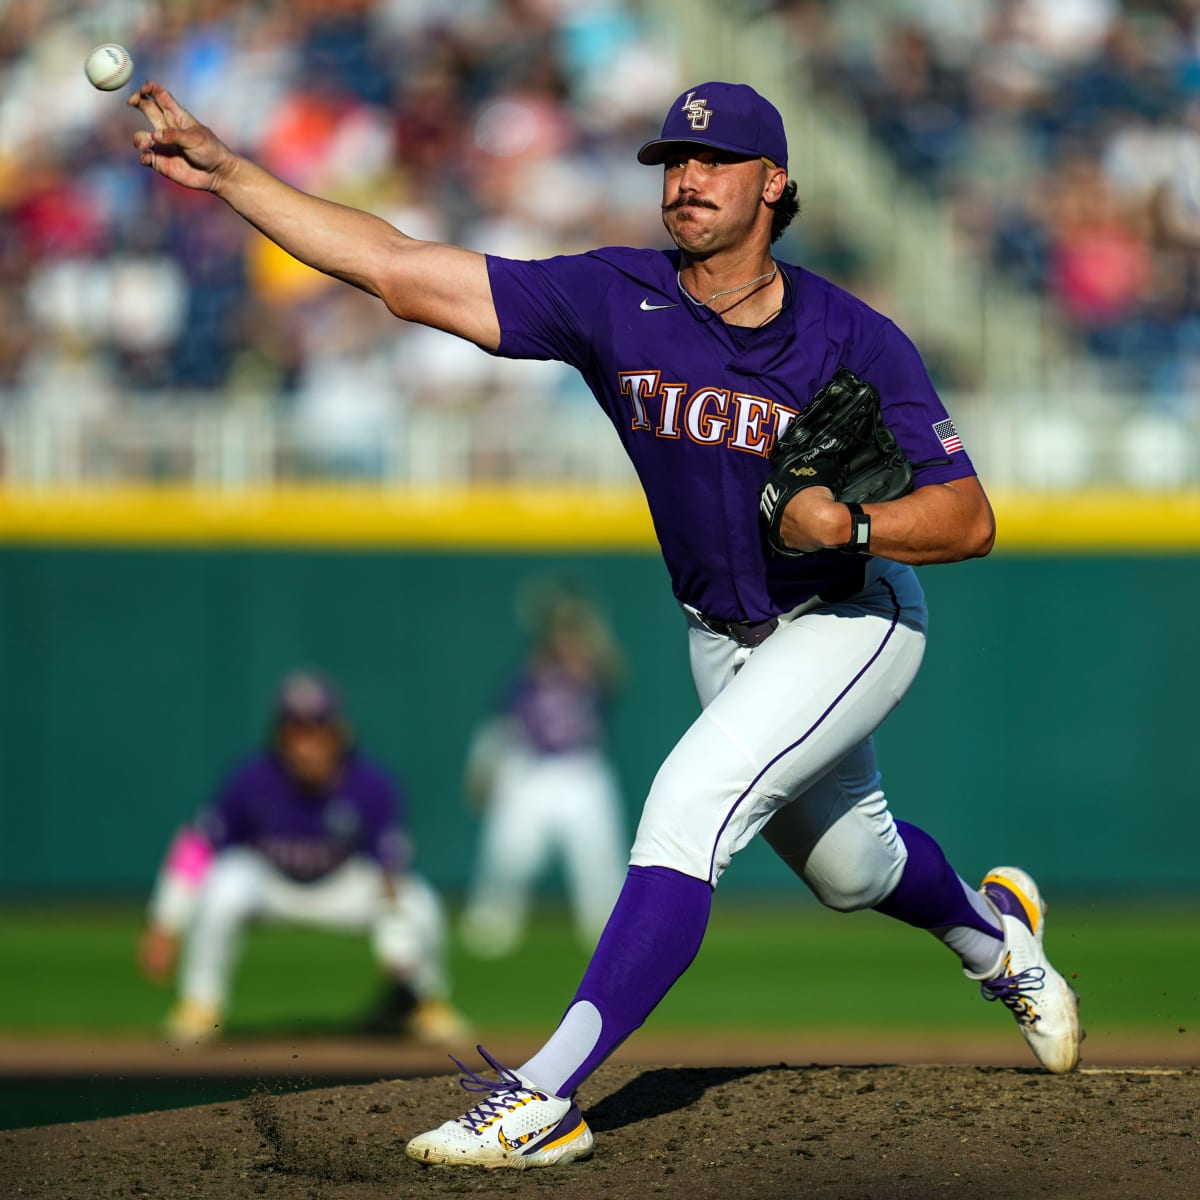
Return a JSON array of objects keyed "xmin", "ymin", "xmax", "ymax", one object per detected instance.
[
  {"xmin": 809, "ymin": 869, "xmax": 899, "ymax": 912},
  {"xmin": 805, "ymin": 830, "xmax": 907, "ymax": 912}
]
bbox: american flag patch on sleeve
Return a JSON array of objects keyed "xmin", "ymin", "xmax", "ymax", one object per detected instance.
[{"xmin": 932, "ymin": 418, "xmax": 963, "ymax": 454}]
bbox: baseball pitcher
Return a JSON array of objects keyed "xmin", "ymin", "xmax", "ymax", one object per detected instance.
[{"xmin": 129, "ymin": 77, "xmax": 1081, "ymax": 1167}]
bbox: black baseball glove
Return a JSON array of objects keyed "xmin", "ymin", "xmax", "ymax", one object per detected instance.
[{"xmin": 759, "ymin": 367, "xmax": 914, "ymax": 557}]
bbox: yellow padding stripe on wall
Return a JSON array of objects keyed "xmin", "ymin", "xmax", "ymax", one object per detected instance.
[
  {"xmin": 0, "ymin": 485, "xmax": 657, "ymax": 550},
  {"xmin": 992, "ymin": 491, "xmax": 1200, "ymax": 553},
  {"xmin": 1, "ymin": 486, "xmax": 1200, "ymax": 552}
]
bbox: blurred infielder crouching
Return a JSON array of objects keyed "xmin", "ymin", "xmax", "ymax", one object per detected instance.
[
  {"xmin": 138, "ymin": 671, "xmax": 469, "ymax": 1047},
  {"xmin": 458, "ymin": 581, "xmax": 627, "ymax": 958}
]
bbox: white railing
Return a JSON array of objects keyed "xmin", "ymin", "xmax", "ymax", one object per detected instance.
[
  {"xmin": 0, "ymin": 399, "xmax": 638, "ymax": 490},
  {"xmin": 1, "ymin": 391, "xmax": 1196, "ymax": 492}
]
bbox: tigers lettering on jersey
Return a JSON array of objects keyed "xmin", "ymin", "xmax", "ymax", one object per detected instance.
[
  {"xmin": 488, "ymin": 249, "xmax": 979, "ymax": 618},
  {"xmin": 619, "ymin": 371, "xmax": 798, "ymax": 456}
]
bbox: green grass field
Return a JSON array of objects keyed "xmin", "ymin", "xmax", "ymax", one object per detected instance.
[{"xmin": 1, "ymin": 896, "xmax": 1197, "ymax": 1043}]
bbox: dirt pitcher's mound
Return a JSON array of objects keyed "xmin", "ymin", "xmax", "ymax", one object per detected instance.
[{"xmin": 3, "ymin": 1062, "xmax": 1198, "ymax": 1200}]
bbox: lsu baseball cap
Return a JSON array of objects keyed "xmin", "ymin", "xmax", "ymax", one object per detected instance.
[{"xmin": 637, "ymin": 82, "xmax": 788, "ymax": 171}]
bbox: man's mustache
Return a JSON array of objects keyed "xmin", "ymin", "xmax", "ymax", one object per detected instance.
[{"xmin": 663, "ymin": 197, "xmax": 718, "ymax": 212}]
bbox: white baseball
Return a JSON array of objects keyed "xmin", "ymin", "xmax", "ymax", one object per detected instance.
[{"xmin": 85, "ymin": 43, "xmax": 134, "ymax": 92}]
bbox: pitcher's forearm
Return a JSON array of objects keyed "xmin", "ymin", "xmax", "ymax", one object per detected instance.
[
  {"xmin": 212, "ymin": 153, "xmax": 498, "ymax": 344},
  {"xmin": 214, "ymin": 155, "xmax": 408, "ymax": 298},
  {"xmin": 132, "ymin": 81, "xmax": 499, "ymax": 345}
]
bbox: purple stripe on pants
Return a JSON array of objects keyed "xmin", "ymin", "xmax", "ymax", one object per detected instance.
[{"xmin": 706, "ymin": 578, "xmax": 903, "ymax": 882}]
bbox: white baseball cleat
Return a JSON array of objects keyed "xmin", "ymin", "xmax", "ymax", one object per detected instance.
[
  {"xmin": 969, "ymin": 865, "xmax": 1082, "ymax": 1074},
  {"xmin": 405, "ymin": 1046, "xmax": 593, "ymax": 1169}
]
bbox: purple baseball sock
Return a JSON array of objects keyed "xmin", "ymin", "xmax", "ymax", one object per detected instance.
[
  {"xmin": 519, "ymin": 864, "xmax": 712, "ymax": 1098},
  {"xmin": 874, "ymin": 820, "xmax": 1000, "ymax": 937},
  {"xmin": 873, "ymin": 820, "xmax": 1004, "ymax": 976}
]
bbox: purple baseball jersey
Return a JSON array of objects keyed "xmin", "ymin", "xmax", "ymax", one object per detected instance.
[
  {"xmin": 506, "ymin": 663, "xmax": 606, "ymax": 755},
  {"xmin": 487, "ymin": 248, "xmax": 976, "ymax": 623},
  {"xmin": 200, "ymin": 751, "xmax": 407, "ymax": 883}
]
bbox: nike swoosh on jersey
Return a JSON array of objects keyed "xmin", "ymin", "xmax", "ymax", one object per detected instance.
[{"xmin": 639, "ymin": 299, "xmax": 679, "ymax": 311}]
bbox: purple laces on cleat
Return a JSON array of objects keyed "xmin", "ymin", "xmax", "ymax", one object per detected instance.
[
  {"xmin": 451, "ymin": 1044, "xmax": 524, "ymax": 1093},
  {"xmin": 447, "ymin": 1046, "xmax": 549, "ymax": 1134},
  {"xmin": 981, "ymin": 965, "xmax": 1046, "ymax": 1027}
]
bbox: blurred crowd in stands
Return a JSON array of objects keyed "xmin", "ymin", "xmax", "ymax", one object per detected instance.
[
  {"xmin": 2, "ymin": 0, "xmax": 1199, "ymax": 482},
  {"xmin": 804, "ymin": 0, "xmax": 1200, "ymax": 410},
  {"xmin": 0, "ymin": 0, "xmax": 680, "ymax": 475}
]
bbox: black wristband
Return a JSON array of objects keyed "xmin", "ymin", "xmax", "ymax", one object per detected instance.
[{"xmin": 844, "ymin": 502, "xmax": 871, "ymax": 553}]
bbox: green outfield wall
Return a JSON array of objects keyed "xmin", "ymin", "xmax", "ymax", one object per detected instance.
[{"xmin": 1, "ymin": 486, "xmax": 1198, "ymax": 898}]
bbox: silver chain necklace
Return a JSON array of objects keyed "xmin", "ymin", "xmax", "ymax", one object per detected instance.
[{"xmin": 677, "ymin": 261, "xmax": 778, "ymax": 307}]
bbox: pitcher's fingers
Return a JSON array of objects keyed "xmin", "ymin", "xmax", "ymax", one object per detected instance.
[
  {"xmin": 144, "ymin": 81, "xmax": 197, "ymax": 129},
  {"xmin": 129, "ymin": 83, "xmax": 169, "ymax": 131}
]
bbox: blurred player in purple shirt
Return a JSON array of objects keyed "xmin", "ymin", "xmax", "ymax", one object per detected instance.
[
  {"xmin": 132, "ymin": 76, "xmax": 1081, "ymax": 1166},
  {"xmin": 459, "ymin": 580, "xmax": 627, "ymax": 958},
  {"xmin": 139, "ymin": 671, "xmax": 468, "ymax": 1047}
]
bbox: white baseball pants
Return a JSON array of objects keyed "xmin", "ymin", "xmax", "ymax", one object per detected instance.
[
  {"xmin": 177, "ymin": 848, "xmax": 449, "ymax": 1009},
  {"xmin": 630, "ymin": 557, "xmax": 928, "ymax": 909},
  {"xmin": 460, "ymin": 744, "xmax": 627, "ymax": 954}
]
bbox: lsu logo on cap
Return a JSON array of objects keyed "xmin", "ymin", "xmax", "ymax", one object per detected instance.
[{"xmin": 681, "ymin": 91, "xmax": 712, "ymax": 131}]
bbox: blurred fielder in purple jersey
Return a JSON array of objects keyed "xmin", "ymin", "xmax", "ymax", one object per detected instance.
[
  {"xmin": 139, "ymin": 671, "xmax": 469, "ymax": 1048},
  {"xmin": 131, "ymin": 76, "xmax": 1081, "ymax": 1166},
  {"xmin": 459, "ymin": 580, "xmax": 627, "ymax": 959}
]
